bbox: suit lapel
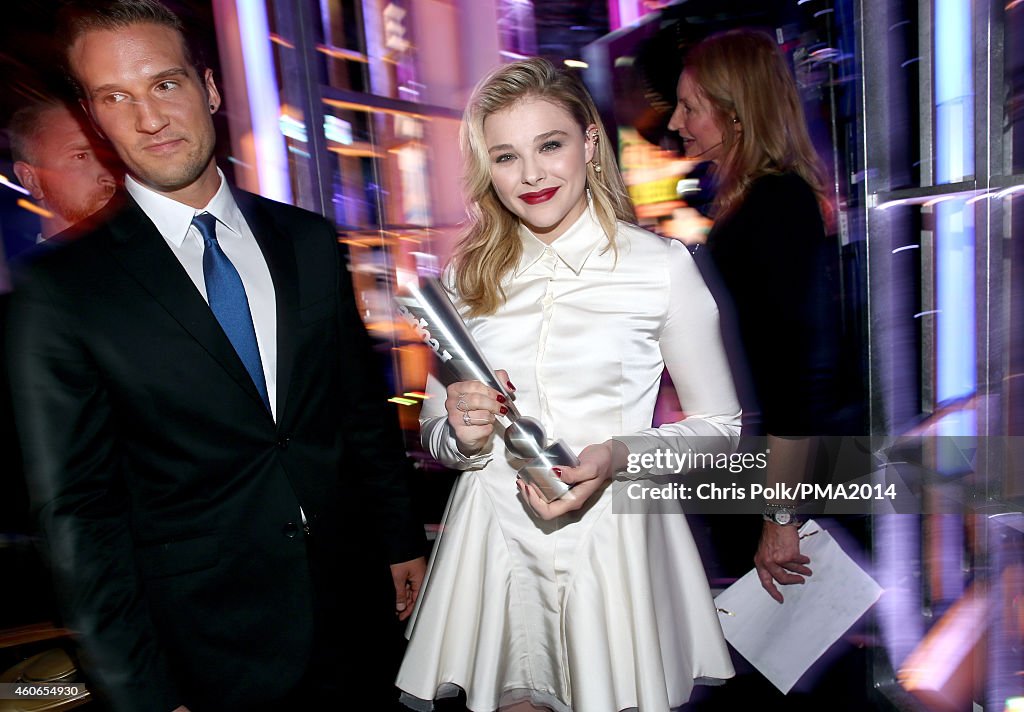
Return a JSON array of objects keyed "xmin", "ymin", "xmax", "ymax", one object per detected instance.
[
  {"xmin": 103, "ymin": 192, "xmax": 274, "ymax": 419},
  {"xmin": 232, "ymin": 189, "xmax": 299, "ymax": 427}
]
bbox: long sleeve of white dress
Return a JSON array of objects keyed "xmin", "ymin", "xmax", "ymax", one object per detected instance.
[{"xmin": 614, "ymin": 240, "xmax": 741, "ymax": 474}]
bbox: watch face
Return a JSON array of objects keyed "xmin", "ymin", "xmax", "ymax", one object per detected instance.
[{"xmin": 774, "ymin": 509, "xmax": 792, "ymax": 526}]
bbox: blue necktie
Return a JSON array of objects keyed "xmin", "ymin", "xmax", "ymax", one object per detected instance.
[{"xmin": 192, "ymin": 212, "xmax": 271, "ymax": 412}]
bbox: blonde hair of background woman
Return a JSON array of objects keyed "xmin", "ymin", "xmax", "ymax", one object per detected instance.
[
  {"xmin": 685, "ymin": 29, "xmax": 833, "ymax": 226},
  {"xmin": 455, "ymin": 58, "xmax": 636, "ymax": 317}
]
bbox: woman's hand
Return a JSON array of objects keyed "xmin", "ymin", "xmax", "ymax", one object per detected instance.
[
  {"xmin": 517, "ymin": 440, "xmax": 626, "ymax": 520},
  {"xmin": 662, "ymin": 207, "xmax": 713, "ymax": 246},
  {"xmin": 445, "ymin": 369, "xmax": 512, "ymax": 456},
  {"xmin": 753, "ymin": 520, "xmax": 811, "ymax": 603}
]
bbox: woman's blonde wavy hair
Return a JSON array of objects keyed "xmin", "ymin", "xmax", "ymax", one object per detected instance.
[
  {"xmin": 454, "ymin": 58, "xmax": 636, "ymax": 317},
  {"xmin": 685, "ymin": 29, "xmax": 833, "ymax": 226}
]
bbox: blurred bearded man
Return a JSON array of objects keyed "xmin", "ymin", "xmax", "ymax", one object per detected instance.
[{"xmin": 9, "ymin": 97, "xmax": 118, "ymax": 239}]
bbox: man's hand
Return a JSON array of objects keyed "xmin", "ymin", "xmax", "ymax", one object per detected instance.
[
  {"xmin": 753, "ymin": 520, "xmax": 811, "ymax": 603},
  {"xmin": 171, "ymin": 706, "xmax": 190, "ymax": 711},
  {"xmin": 390, "ymin": 556, "xmax": 427, "ymax": 621}
]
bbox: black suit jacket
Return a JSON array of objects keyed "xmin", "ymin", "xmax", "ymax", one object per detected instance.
[{"xmin": 6, "ymin": 188, "xmax": 423, "ymax": 711}]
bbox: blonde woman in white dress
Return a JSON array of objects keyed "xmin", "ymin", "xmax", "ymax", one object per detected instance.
[{"xmin": 397, "ymin": 58, "xmax": 741, "ymax": 712}]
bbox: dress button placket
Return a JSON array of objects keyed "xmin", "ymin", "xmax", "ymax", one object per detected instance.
[{"xmin": 536, "ymin": 249, "xmax": 557, "ymax": 433}]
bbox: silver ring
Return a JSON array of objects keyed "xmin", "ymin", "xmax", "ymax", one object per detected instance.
[
  {"xmin": 456, "ymin": 394, "xmax": 469, "ymax": 412},
  {"xmin": 463, "ymin": 413, "xmax": 472, "ymax": 426}
]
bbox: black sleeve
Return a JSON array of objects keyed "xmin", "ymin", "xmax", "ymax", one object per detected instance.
[
  {"xmin": 711, "ymin": 175, "xmax": 842, "ymax": 436},
  {"xmin": 333, "ymin": 238, "xmax": 426, "ymax": 563},
  {"xmin": 6, "ymin": 265, "xmax": 181, "ymax": 712}
]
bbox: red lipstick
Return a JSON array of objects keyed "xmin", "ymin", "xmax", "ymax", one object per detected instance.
[{"xmin": 520, "ymin": 187, "xmax": 559, "ymax": 205}]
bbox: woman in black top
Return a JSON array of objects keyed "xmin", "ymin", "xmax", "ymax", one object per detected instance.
[{"xmin": 666, "ymin": 28, "xmax": 841, "ymax": 602}]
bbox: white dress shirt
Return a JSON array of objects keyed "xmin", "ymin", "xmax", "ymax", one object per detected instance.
[{"xmin": 126, "ymin": 170, "xmax": 278, "ymax": 421}]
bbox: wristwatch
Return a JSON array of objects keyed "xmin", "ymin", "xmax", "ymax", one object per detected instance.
[{"xmin": 762, "ymin": 503, "xmax": 799, "ymax": 526}]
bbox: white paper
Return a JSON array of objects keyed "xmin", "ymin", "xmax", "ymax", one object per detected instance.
[{"xmin": 713, "ymin": 519, "xmax": 883, "ymax": 693}]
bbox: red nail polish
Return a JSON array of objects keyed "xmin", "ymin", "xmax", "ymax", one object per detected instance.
[
  {"xmin": 499, "ymin": 406, "xmax": 508, "ymax": 415},
  {"xmin": 553, "ymin": 467, "xmax": 562, "ymax": 478},
  {"xmin": 507, "ymin": 380, "xmax": 517, "ymax": 391},
  {"xmin": 496, "ymin": 394, "xmax": 507, "ymax": 403}
]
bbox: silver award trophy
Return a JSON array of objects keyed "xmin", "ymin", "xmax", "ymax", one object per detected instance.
[{"xmin": 395, "ymin": 276, "xmax": 575, "ymax": 502}]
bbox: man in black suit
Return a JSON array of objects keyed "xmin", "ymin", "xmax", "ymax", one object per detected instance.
[{"xmin": 6, "ymin": 2, "xmax": 426, "ymax": 710}]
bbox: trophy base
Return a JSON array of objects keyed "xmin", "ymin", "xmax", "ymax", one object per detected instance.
[{"xmin": 518, "ymin": 440, "xmax": 579, "ymax": 503}]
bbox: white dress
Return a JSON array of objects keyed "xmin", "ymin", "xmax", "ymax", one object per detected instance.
[{"xmin": 397, "ymin": 206, "xmax": 741, "ymax": 712}]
